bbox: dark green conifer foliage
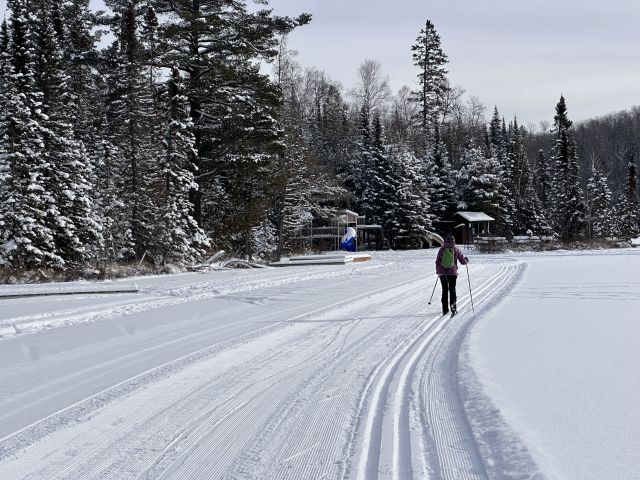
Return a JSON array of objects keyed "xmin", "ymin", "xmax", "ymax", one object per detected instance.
[
  {"xmin": 548, "ymin": 96, "xmax": 586, "ymax": 241},
  {"xmin": 411, "ymin": 20, "xmax": 449, "ymax": 147}
]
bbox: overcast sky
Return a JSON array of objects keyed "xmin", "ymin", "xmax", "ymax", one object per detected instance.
[
  {"xmin": 1, "ymin": 0, "xmax": 638, "ymax": 127},
  {"xmin": 268, "ymin": 0, "xmax": 640, "ymax": 128}
]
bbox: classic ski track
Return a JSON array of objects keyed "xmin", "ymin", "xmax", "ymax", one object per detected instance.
[
  {"xmin": 132, "ymin": 274, "xmax": 434, "ymax": 480},
  {"xmin": 349, "ymin": 263, "xmax": 517, "ymax": 480},
  {"xmin": 223, "ymin": 276, "xmax": 436, "ymax": 480},
  {"xmin": 0, "ymin": 261, "xmax": 521, "ymax": 480},
  {"xmin": 413, "ymin": 263, "xmax": 522, "ymax": 480},
  {"xmin": 0, "ymin": 263, "xmax": 387, "ymax": 339},
  {"xmin": 0, "ymin": 270, "xmax": 432, "ymax": 477}
]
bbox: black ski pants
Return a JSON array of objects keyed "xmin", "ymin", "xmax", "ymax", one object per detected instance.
[{"xmin": 439, "ymin": 275, "xmax": 457, "ymax": 314}]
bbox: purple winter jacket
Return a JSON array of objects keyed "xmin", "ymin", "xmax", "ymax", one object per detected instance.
[{"xmin": 435, "ymin": 240, "xmax": 468, "ymax": 276}]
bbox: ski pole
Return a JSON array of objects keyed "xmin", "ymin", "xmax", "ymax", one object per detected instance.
[
  {"xmin": 427, "ymin": 276, "xmax": 438, "ymax": 305},
  {"xmin": 466, "ymin": 263, "xmax": 475, "ymax": 313}
]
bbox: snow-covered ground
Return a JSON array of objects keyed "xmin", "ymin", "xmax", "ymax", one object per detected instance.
[{"xmin": 0, "ymin": 248, "xmax": 639, "ymax": 479}]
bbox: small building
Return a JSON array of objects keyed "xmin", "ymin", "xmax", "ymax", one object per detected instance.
[{"xmin": 451, "ymin": 211, "xmax": 495, "ymax": 245}]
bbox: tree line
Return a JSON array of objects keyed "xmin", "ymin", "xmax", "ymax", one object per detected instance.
[{"xmin": 1, "ymin": 2, "xmax": 638, "ymax": 274}]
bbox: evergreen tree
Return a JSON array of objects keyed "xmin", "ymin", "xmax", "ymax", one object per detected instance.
[
  {"xmin": 153, "ymin": 0, "xmax": 310, "ymax": 233},
  {"xmin": 616, "ymin": 154, "xmax": 640, "ymax": 240},
  {"xmin": 0, "ymin": 20, "xmax": 11, "ymax": 261},
  {"xmin": 586, "ymin": 161, "xmax": 614, "ymax": 239},
  {"xmin": 411, "ymin": 20, "xmax": 449, "ymax": 145},
  {"xmin": 34, "ymin": 0, "xmax": 102, "ymax": 267},
  {"xmin": 382, "ymin": 146, "xmax": 431, "ymax": 248},
  {"xmin": 427, "ymin": 124, "xmax": 456, "ymax": 222},
  {"xmin": 536, "ymin": 149, "xmax": 552, "ymax": 212},
  {"xmin": 487, "ymin": 107, "xmax": 514, "ymax": 236},
  {"xmin": 458, "ymin": 143, "xmax": 506, "ymax": 230},
  {"xmin": 361, "ymin": 113, "xmax": 397, "ymax": 229},
  {"xmin": 510, "ymin": 120, "xmax": 544, "ymax": 233},
  {"xmin": 107, "ymin": 0, "xmax": 158, "ymax": 259},
  {"xmin": 548, "ymin": 96, "xmax": 586, "ymax": 241},
  {"xmin": 0, "ymin": 0, "xmax": 62, "ymax": 268},
  {"xmin": 64, "ymin": 0, "xmax": 101, "ymax": 147},
  {"xmin": 154, "ymin": 66, "xmax": 208, "ymax": 264},
  {"xmin": 319, "ymin": 84, "xmax": 352, "ymax": 177},
  {"xmin": 349, "ymin": 104, "xmax": 373, "ymax": 210}
]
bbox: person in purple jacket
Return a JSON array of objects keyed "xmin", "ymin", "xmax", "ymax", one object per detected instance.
[{"xmin": 435, "ymin": 233, "xmax": 469, "ymax": 315}]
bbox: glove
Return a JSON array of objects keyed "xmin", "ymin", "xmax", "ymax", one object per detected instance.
[{"xmin": 464, "ymin": 257, "xmax": 469, "ymax": 263}]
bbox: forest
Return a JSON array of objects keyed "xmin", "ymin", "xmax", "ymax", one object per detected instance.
[{"xmin": 1, "ymin": 0, "xmax": 639, "ymax": 276}]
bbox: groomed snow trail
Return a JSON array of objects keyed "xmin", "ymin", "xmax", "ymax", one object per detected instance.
[{"xmin": 0, "ymin": 251, "xmax": 522, "ymax": 479}]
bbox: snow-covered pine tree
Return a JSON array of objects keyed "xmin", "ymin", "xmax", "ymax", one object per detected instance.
[
  {"xmin": 427, "ymin": 123, "xmax": 456, "ymax": 223},
  {"xmin": 484, "ymin": 108, "xmax": 513, "ymax": 236},
  {"xmin": 510, "ymin": 119, "xmax": 544, "ymax": 233},
  {"xmin": 0, "ymin": 20, "xmax": 11, "ymax": 262},
  {"xmin": 106, "ymin": 0, "xmax": 158, "ymax": 260},
  {"xmin": 615, "ymin": 154, "xmax": 640, "ymax": 240},
  {"xmin": 387, "ymin": 146, "xmax": 432, "ymax": 248},
  {"xmin": 360, "ymin": 113, "xmax": 397, "ymax": 229},
  {"xmin": 153, "ymin": 0, "xmax": 310, "ymax": 234},
  {"xmin": 92, "ymin": 40, "xmax": 131, "ymax": 263},
  {"xmin": 154, "ymin": 66, "xmax": 208, "ymax": 265},
  {"xmin": 349, "ymin": 104, "xmax": 374, "ymax": 210},
  {"xmin": 548, "ymin": 96, "xmax": 586, "ymax": 241},
  {"xmin": 272, "ymin": 105, "xmax": 314, "ymax": 259},
  {"xmin": 458, "ymin": 143, "xmax": 506, "ymax": 230},
  {"xmin": 536, "ymin": 149, "xmax": 552, "ymax": 213},
  {"xmin": 411, "ymin": 20, "xmax": 449, "ymax": 146},
  {"xmin": 64, "ymin": 0, "xmax": 101, "ymax": 147},
  {"xmin": 0, "ymin": 0, "xmax": 63, "ymax": 268},
  {"xmin": 585, "ymin": 160, "xmax": 615, "ymax": 239},
  {"xmin": 33, "ymin": 0, "xmax": 102, "ymax": 268},
  {"xmin": 319, "ymin": 84, "xmax": 352, "ymax": 178}
]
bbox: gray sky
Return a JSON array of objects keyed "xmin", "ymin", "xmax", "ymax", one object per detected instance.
[
  {"xmin": 1, "ymin": 0, "xmax": 638, "ymax": 127},
  {"xmin": 268, "ymin": 0, "xmax": 640, "ymax": 128}
]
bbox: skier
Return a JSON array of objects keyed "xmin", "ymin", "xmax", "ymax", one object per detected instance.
[{"xmin": 435, "ymin": 233, "xmax": 469, "ymax": 316}]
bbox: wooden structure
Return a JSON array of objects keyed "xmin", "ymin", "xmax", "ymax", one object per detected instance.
[
  {"xmin": 451, "ymin": 211, "xmax": 495, "ymax": 245},
  {"xmin": 296, "ymin": 210, "xmax": 384, "ymax": 251}
]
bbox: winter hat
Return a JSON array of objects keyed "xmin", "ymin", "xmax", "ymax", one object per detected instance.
[{"xmin": 445, "ymin": 233, "xmax": 454, "ymax": 242}]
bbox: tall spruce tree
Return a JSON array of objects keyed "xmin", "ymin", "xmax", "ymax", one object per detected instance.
[
  {"xmin": 548, "ymin": 96, "xmax": 586, "ymax": 241},
  {"xmin": 34, "ymin": 0, "xmax": 102, "ymax": 267},
  {"xmin": 0, "ymin": 20, "xmax": 11, "ymax": 261},
  {"xmin": 411, "ymin": 20, "xmax": 449, "ymax": 146},
  {"xmin": 107, "ymin": 0, "xmax": 158, "ymax": 259},
  {"xmin": 427, "ymin": 124, "xmax": 456, "ymax": 222},
  {"xmin": 487, "ymin": 108, "xmax": 514, "ymax": 236},
  {"xmin": 586, "ymin": 161, "xmax": 614, "ymax": 239},
  {"xmin": 349, "ymin": 104, "xmax": 373, "ymax": 210},
  {"xmin": 154, "ymin": 66, "xmax": 208, "ymax": 264},
  {"xmin": 0, "ymin": 0, "xmax": 63, "ymax": 268},
  {"xmin": 361, "ymin": 113, "xmax": 397, "ymax": 229},
  {"xmin": 64, "ymin": 0, "xmax": 101, "ymax": 149},
  {"xmin": 510, "ymin": 120, "xmax": 544, "ymax": 233}
]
